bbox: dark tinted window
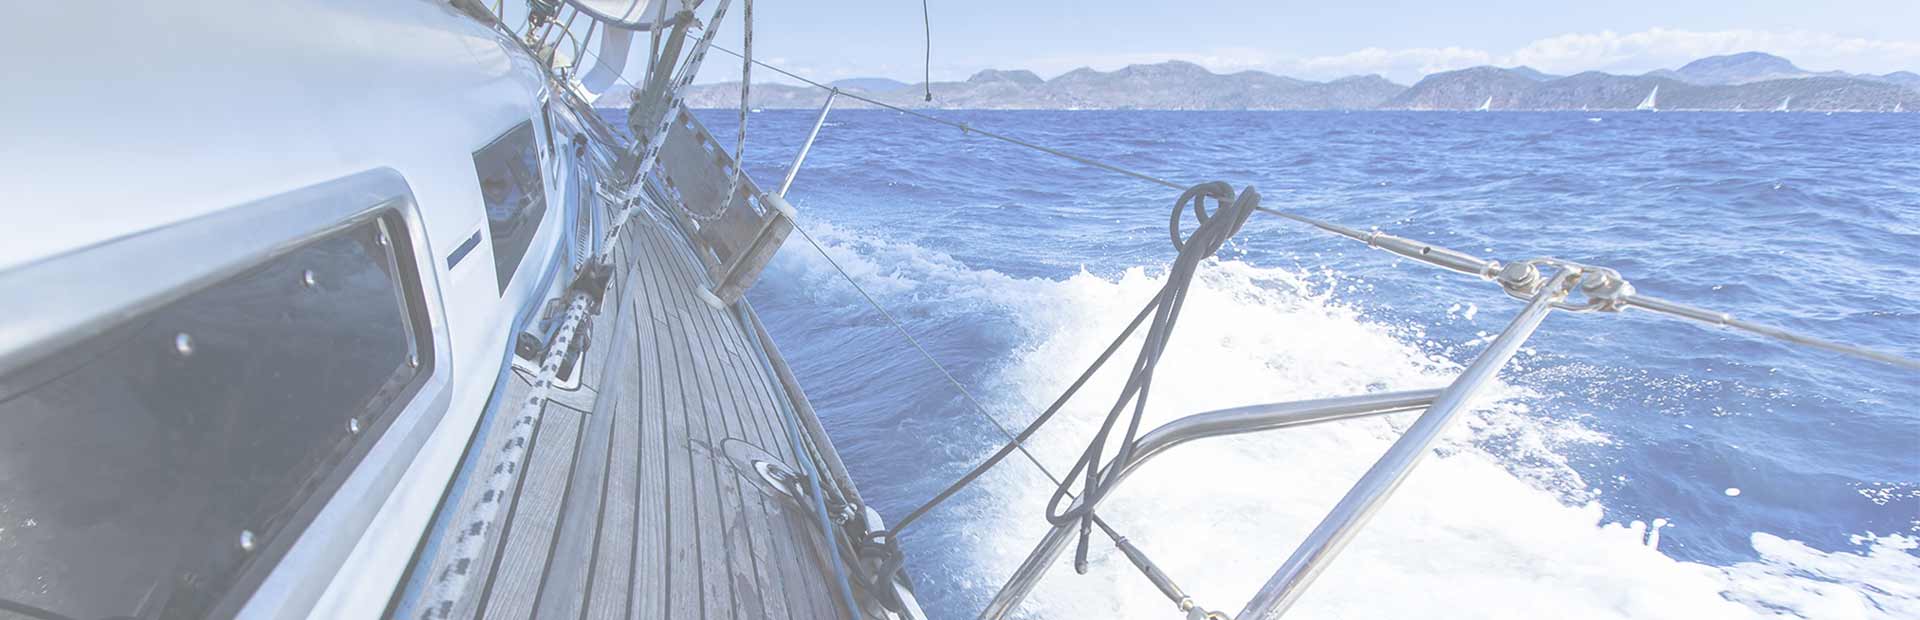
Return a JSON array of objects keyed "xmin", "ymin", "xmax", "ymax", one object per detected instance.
[
  {"xmin": 474, "ymin": 120, "xmax": 548, "ymax": 292},
  {"xmin": 0, "ymin": 215, "xmax": 430, "ymax": 618}
]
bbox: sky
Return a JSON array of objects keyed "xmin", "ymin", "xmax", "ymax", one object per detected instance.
[{"xmin": 547, "ymin": 0, "xmax": 1920, "ymax": 86}]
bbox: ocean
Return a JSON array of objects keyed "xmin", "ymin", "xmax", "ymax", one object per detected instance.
[{"xmin": 668, "ymin": 109, "xmax": 1919, "ymax": 618}]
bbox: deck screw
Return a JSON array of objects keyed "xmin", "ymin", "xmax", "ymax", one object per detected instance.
[
  {"xmin": 377, "ymin": 230, "xmax": 390, "ymax": 246},
  {"xmin": 408, "ymin": 354, "xmax": 420, "ymax": 368},
  {"xmin": 301, "ymin": 269, "xmax": 317, "ymax": 288},
  {"xmin": 347, "ymin": 418, "xmax": 362, "ymax": 435},
  {"xmin": 174, "ymin": 333, "xmax": 194, "ymax": 357},
  {"xmin": 239, "ymin": 530, "xmax": 257, "ymax": 552}
]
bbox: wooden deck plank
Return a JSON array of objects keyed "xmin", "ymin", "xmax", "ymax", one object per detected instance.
[
  {"xmin": 630, "ymin": 223, "xmax": 736, "ymax": 620},
  {"xmin": 648, "ymin": 216, "xmax": 855, "ymax": 619},
  {"xmin": 584, "ymin": 306, "xmax": 641, "ymax": 620},
  {"xmin": 640, "ymin": 222, "xmax": 812, "ymax": 620},
  {"xmin": 626, "ymin": 278, "xmax": 675, "ymax": 620},
  {"xmin": 403, "ymin": 201, "xmax": 885, "ymax": 620},
  {"xmin": 645, "ymin": 222, "xmax": 843, "ymax": 620},
  {"xmin": 630, "ymin": 240, "xmax": 710, "ymax": 620},
  {"xmin": 583, "ymin": 239, "xmax": 642, "ymax": 620},
  {"xmin": 433, "ymin": 372, "xmax": 537, "ymax": 620},
  {"xmin": 479, "ymin": 403, "xmax": 583, "ymax": 620},
  {"xmin": 535, "ymin": 293, "xmax": 631, "ymax": 620},
  {"xmin": 635, "ymin": 221, "xmax": 773, "ymax": 620}
]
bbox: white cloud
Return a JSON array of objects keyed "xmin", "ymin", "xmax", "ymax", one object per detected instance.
[
  {"xmin": 1500, "ymin": 28, "xmax": 1920, "ymax": 76},
  {"xmin": 1290, "ymin": 46, "xmax": 1495, "ymax": 81}
]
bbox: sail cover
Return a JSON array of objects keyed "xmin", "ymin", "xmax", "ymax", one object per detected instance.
[{"xmin": 566, "ymin": 0, "xmax": 697, "ymax": 30}]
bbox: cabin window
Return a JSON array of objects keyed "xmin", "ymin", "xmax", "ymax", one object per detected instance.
[
  {"xmin": 0, "ymin": 213, "xmax": 431, "ymax": 618},
  {"xmin": 474, "ymin": 120, "xmax": 548, "ymax": 293}
]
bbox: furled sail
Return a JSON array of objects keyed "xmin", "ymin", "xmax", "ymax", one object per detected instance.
[
  {"xmin": 567, "ymin": 0, "xmax": 695, "ymax": 29},
  {"xmin": 566, "ymin": 0, "xmax": 699, "ymax": 100}
]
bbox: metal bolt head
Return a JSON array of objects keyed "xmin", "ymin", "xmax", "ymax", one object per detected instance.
[
  {"xmin": 1498, "ymin": 262, "xmax": 1540, "ymax": 291},
  {"xmin": 239, "ymin": 530, "xmax": 257, "ymax": 552},
  {"xmin": 174, "ymin": 333, "xmax": 194, "ymax": 356},
  {"xmin": 376, "ymin": 230, "xmax": 390, "ymax": 246},
  {"xmin": 347, "ymin": 418, "xmax": 362, "ymax": 435},
  {"xmin": 301, "ymin": 269, "xmax": 317, "ymax": 288},
  {"xmin": 407, "ymin": 354, "xmax": 420, "ymax": 368}
]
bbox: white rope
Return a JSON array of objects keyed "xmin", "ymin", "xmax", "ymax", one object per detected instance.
[
  {"xmin": 716, "ymin": 0, "xmax": 753, "ymax": 216},
  {"xmin": 422, "ymin": 294, "xmax": 591, "ymax": 619}
]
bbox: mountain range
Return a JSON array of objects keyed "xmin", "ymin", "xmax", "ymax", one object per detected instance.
[{"xmin": 638, "ymin": 52, "xmax": 1916, "ymax": 112}]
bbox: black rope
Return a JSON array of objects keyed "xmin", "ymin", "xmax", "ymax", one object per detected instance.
[
  {"xmin": 1042, "ymin": 181, "xmax": 1258, "ymax": 572},
  {"xmin": 920, "ymin": 0, "xmax": 933, "ymax": 102},
  {"xmin": 857, "ymin": 182, "xmax": 1259, "ymax": 601}
]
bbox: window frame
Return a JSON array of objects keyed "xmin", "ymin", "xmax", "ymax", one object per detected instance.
[
  {"xmin": 0, "ymin": 168, "xmax": 450, "ymax": 618},
  {"xmin": 472, "ymin": 119, "xmax": 551, "ymax": 294}
]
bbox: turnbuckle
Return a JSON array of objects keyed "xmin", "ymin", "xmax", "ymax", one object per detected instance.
[{"xmin": 1493, "ymin": 258, "xmax": 1634, "ymax": 312}]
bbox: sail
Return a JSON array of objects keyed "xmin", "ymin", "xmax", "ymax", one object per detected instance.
[
  {"xmin": 1476, "ymin": 96, "xmax": 1492, "ymax": 112},
  {"xmin": 568, "ymin": 0, "xmax": 694, "ymax": 29},
  {"xmin": 1774, "ymin": 96, "xmax": 1791, "ymax": 112},
  {"xmin": 1636, "ymin": 86, "xmax": 1659, "ymax": 111}
]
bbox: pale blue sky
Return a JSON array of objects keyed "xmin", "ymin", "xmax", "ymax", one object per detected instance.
[{"xmin": 551, "ymin": 0, "xmax": 1920, "ymax": 85}]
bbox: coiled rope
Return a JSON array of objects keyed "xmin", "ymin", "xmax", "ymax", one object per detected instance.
[
  {"xmin": 1044, "ymin": 182, "xmax": 1258, "ymax": 570},
  {"xmin": 840, "ymin": 183, "xmax": 1256, "ymax": 617}
]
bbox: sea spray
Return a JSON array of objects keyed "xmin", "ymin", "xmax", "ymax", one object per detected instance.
[{"xmin": 758, "ymin": 222, "xmax": 1919, "ymax": 619}]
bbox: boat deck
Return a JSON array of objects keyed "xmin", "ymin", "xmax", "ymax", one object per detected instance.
[{"xmin": 403, "ymin": 205, "xmax": 879, "ymax": 619}]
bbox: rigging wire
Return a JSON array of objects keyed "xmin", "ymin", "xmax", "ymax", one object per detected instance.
[{"xmin": 921, "ymin": 0, "xmax": 933, "ymax": 102}]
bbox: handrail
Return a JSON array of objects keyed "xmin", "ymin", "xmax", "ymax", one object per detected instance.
[
  {"xmin": 1236, "ymin": 267, "xmax": 1580, "ymax": 618},
  {"xmin": 979, "ymin": 388, "xmax": 1443, "ymax": 619}
]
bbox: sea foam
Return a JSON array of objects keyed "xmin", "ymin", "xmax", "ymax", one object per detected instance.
[{"xmin": 768, "ymin": 223, "xmax": 1919, "ymax": 619}]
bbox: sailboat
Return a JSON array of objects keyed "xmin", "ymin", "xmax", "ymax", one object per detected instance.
[
  {"xmin": 1895, "ymin": 102, "xmax": 1905, "ymax": 113},
  {"xmin": 6, "ymin": 3, "xmax": 1918, "ymax": 620},
  {"xmin": 1733, "ymin": 103, "xmax": 1745, "ymax": 112},
  {"xmin": 1635, "ymin": 85, "xmax": 1659, "ymax": 111},
  {"xmin": 1476, "ymin": 96, "xmax": 1493, "ymax": 112},
  {"xmin": 1775, "ymin": 96, "xmax": 1792, "ymax": 112}
]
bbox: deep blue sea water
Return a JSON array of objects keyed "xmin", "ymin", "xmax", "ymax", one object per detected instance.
[{"xmin": 666, "ymin": 109, "xmax": 1919, "ymax": 618}]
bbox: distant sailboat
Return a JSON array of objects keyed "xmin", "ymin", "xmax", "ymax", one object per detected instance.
[
  {"xmin": 1895, "ymin": 102, "xmax": 1905, "ymax": 113},
  {"xmin": 1733, "ymin": 103, "xmax": 1744, "ymax": 112},
  {"xmin": 1774, "ymin": 96, "xmax": 1791, "ymax": 112},
  {"xmin": 1636, "ymin": 86, "xmax": 1659, "ymax": 111},
  {"xmin": 1476, "ymin": 96, "xmax": 1492, "ymax": 112}
]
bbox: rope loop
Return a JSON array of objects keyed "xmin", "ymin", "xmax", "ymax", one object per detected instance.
[{"xmin": 1169, "ymin": 181, "xmax": 1256, "ymax": 254}]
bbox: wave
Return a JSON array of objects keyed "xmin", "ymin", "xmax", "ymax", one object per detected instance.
[{"xmin": 760, "ymin": 222, "xmax": 1919, "ymax": 619}]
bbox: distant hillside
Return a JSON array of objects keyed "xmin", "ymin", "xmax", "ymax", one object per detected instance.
[
  {"xmin": 829, "ymin": 77, "xmax": 909, "ymax": 92},
  {"xmin": 617, "ymin": 52, "xmax": 1915, "ymax": 111},
  {"xmin": 1386, "ymin": 66, "xmax": 1917, "ymax": 111},
  {"xmin": 677, "ymin": 61, "xmax": 1407, "ymax": 110}
]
